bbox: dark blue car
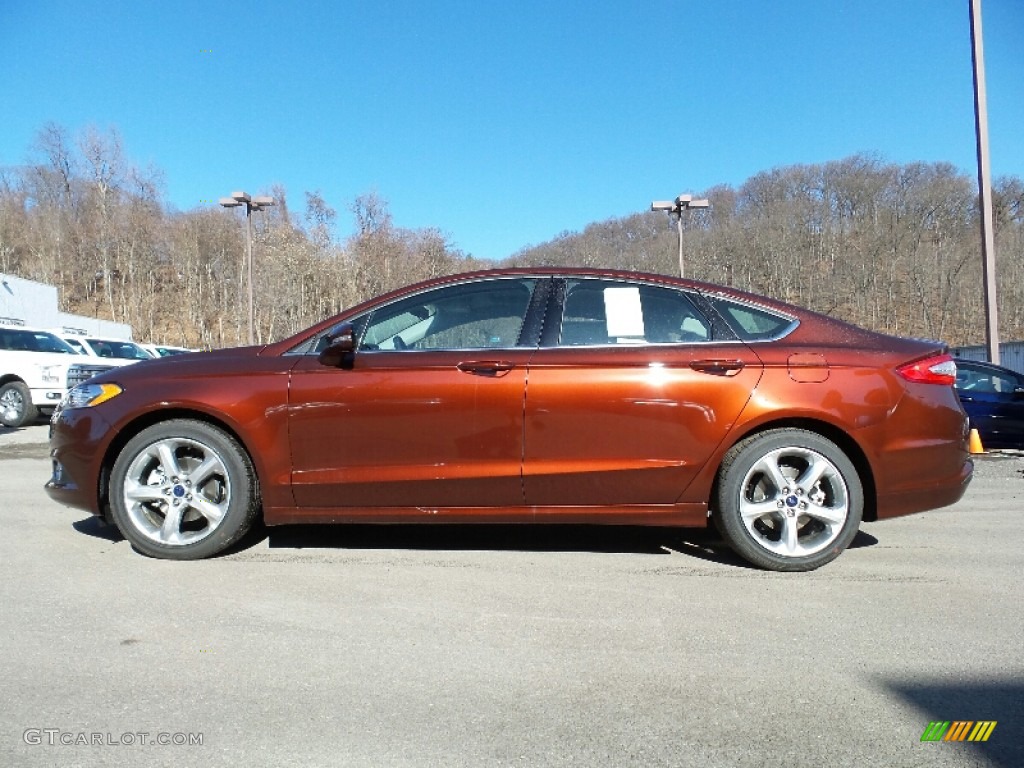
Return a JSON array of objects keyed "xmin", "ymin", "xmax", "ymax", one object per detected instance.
[{"xmin": 954, "ymin": 359, "xmax": 1024, "ymax": 449}]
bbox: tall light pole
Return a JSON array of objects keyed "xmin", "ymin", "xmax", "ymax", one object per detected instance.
[
  {"xmin": 219, "ymin": 191, "xmax": 274, "ymax": 345},
  {"xmin": 969, "ymin": 0, "xmax": 1000, "ymax": 365},
  {"xmin": 651, "ymin": 194, "xmax": 709, "ymax": 278}
]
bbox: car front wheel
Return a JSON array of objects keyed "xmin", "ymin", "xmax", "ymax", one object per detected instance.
[
  {"xmin": 109, "ymin": 419, "xmax": 260, "ymax": 559},
  {"xmin": 714, "ymin": 429, "xmax": 863, "ymax": 572}
]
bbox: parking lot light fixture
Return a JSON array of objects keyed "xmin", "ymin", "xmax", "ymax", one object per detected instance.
[
  {"xmin": 651, "ymin": 194, "xmax": 709, "ymax": 278},
  {"xmin": 220, "ymin": 191, "xmax": 275, "ymax": 345}
]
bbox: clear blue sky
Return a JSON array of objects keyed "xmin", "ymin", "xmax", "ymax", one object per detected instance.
[{"xmin": 2, "ymin": 1, "xmax": 1021, "ymax": 260}]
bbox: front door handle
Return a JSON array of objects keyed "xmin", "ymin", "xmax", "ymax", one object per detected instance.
[
  {"xmin": 457, "ymin": 360, "xmax": 515, "ymax": 377},
  {"xmin": 690, "ymin": 359, "xmax": 745, "ymax": 376}
]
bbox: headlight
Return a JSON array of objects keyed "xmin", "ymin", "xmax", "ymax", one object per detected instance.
[{"xmin": 63, "ymin": 383, "xmax": 123, "ymax": 409}]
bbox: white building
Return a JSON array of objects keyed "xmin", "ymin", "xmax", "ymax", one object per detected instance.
[
  {"xmin": 0, "ymin": 272, "xmax": 133, "ymax": 339},
  {"xmin": 952, "ymin": 342, "xmax": 1024, "ymax": 376}
]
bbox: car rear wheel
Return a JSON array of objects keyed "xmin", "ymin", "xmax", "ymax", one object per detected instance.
[
  {"xmin": 109, "ymin": 420, "xmax": 260, "ymax": 560},
  {"xmin": 0, "ymin": 381, "xmax": 38, "ymax": 428},
  {"xmin": 714, "ymin": 429, "xmax": 863, "ymax": 571}
]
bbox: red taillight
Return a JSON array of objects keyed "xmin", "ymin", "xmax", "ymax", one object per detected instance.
[{"xmin": 897, "ymin": 354, "xmax": 957, "ymax": 385}]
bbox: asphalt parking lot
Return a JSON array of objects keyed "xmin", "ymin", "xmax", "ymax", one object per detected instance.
[{"xmin": 1, "ymin": 423, "xmax": 1022, "ymax": 768}]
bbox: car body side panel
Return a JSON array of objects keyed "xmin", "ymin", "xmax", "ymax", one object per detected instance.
[
  {"xmin": 961, "ymin": 394, "xmax": 1024, "ymax": 449},
  {"xmin": 287, "ymin": 350, "xmax": 534, "ymax": 509},
  {"xmin": 522, "ymin": 344, "xmax": 763, "ymax": 506}
]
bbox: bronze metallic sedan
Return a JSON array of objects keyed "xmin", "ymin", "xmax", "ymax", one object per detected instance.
[{"xmin": 45, "ymin": 269, "xmax": 972, "ymax": 570}]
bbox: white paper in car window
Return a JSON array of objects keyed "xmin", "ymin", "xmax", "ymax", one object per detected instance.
[{"xmin": 603, "ymin": 286, "xmax": 645, "ymax": 339}]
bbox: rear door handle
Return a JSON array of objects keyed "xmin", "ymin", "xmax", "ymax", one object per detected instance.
[
  {"xmin": 690, "ymin": 359, "xmax": 745, "ymax": 376},
  {"xmin": 457, "ymin": 360, "xmax": 515, "ymax": 377}
]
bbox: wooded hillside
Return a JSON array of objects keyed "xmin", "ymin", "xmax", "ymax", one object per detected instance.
[
  {"xmin": 1, "ymin": 125, "xmax": 1020, "ymax": 347},
  {"xmin": 0, "ymin": 124, "xmax": 484, "ymax": 348},
  {"xmin": 508, "ymin": 155, "xmax": 1024, "ymax": 346}
]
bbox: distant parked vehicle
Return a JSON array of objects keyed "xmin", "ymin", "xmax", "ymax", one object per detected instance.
[
  {"xmin": 0, "ymin": 325, "xmax": 81, "ymax": 427},
  {"xmin": 54, "ymin": 332, "xmax": 153, "ymax": 389},
  {"xmin": 56, "ymin": 334, "xmax": 151, "ymax": 362},
  {"xmin": 140, "ymin": 343, "xmax": 195, "ymax": 358},
  {"xmin": 954, "ymin": 359, "xmax": 1024, "ymax": 449}
]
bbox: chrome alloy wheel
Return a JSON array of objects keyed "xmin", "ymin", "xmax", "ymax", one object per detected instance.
[
  {"xmin": 1, "ymin": 386, "xmax": 26, "ymax": 422},
  {"xmin": 121, "ymin": 436, "xmax": 232, "ymax": 547},
  {"xmin": 738, "ymin": 446, "xmax": 849, "ymax": 558}
]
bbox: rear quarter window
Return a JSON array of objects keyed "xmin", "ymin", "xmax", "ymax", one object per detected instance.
[{"xmin": 708, "ymin": 297, "xmax": 797, "ymax": 341}]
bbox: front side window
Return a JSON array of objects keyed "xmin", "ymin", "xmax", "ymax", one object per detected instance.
[
  {"xmin": 359, "ymin": 278, "xmax": 537, "ymax": 351},
  {"xmin": 558, "ymin": 280, "xmax": 712, "ymax": 346}
]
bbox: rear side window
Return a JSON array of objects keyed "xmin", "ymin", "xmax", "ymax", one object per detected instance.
[
  {"xmin": 707, "ymin": 297, "xmax": 797, "ymax": 341},
  {"xmin": 558, "ymin": 280, "xmax": 712, "ymax": 346}
]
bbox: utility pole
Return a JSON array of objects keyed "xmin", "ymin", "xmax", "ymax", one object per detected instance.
[
  {"xmin": 969, "ymin": 0, "xmax": 1000, "ymax": 364},
  {"xmin": 219, "ymin": 191, "xmax": 275, "ymax": 345},
  {"xmin": 651, "ymin": 194, "xmax": 709, "ymax": 278}
]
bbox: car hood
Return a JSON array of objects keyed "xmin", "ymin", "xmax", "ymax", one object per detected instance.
[
  {"xmin": 84, "ymin": 345, "xmax": 267, "ymax": 385},
  {"xmin": 71, "ymin": 356, "xmax": 144, "ymax": 368}
]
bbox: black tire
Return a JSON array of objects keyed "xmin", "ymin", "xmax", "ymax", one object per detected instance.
[
  {"xmin": 108, "ymin": 419, "xmax": 260, "ymax": 560},
  {"xmin": 713, "ymin": 429, "xmax": 863, "ymax": 572},
  {"xmin": 0, "ymin": 381, "xmax": 38, "ymax": 428}
]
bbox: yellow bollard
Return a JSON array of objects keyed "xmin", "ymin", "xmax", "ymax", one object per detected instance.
[{"xmin": 968, "ymin": 428, "xmax": 984, "ymax": 454}]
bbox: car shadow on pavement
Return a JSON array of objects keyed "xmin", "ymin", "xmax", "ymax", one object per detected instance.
[
  {"xmin": 262, "ymin": 523, "xmax": 760, "ymax": 567},
  {"xmin": 72, "ymin": 515, "xmax": 124, "ymax": 542},
  {"xmin": 70, "ymin": 516, "xmax": 878, "ymax": 569},
  {"xmin": 848, "ymin": 529, "xmax": 879, "ymax": 548}
]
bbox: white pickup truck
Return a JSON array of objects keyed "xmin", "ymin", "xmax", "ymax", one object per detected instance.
[
  {"xmin": 54, "ymin": 332, "xmax": 152, "ymax": 389},
  {"xmin": 0, "ymin": 325, "xmax": 82, "ymax": 428}
]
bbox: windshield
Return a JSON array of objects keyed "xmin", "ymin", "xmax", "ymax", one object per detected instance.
[
  {"xmin": 0, "ymin": 328, "xmax": 78, "ymax": 354},
  {"xmin": 86, "ymin": 338, "xmax": 152, "ymax": 360}
]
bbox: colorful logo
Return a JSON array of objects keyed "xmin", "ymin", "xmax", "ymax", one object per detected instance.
[{"xmin": 921, "ymin": 721, "xmax": 997, "ymax": 742}]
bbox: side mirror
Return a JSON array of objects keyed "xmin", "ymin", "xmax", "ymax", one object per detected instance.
[{"xmin": 317, "ymin": 322, "xmax": 356, "ymax": 368}]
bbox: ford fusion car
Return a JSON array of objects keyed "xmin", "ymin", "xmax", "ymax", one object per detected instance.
[{"xmin": 45, "ymin": 268, "xmax": 972, "ymax": 571}]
